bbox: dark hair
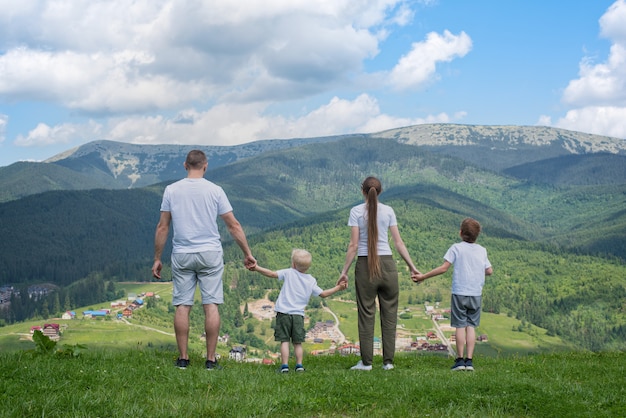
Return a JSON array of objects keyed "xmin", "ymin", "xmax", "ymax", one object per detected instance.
[
  {"xmin": 185, "ymin": 150, "xmax": 207, "ymax": 169},
  {"xmin": 362, "ymin": 176, "xmax": 383, "ymax": 280},
  {"xmin": 460, "ymin": 218, "xmax": 481, "ymax": 243}
]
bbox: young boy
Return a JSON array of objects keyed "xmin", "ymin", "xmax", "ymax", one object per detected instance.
[
  {"xmin": 413, "ymin": 218, "xmax": 493, "ymax": 371},
  {"xmin": 250, "ymin": 249, "xmax": 347, "ymax": 373}
]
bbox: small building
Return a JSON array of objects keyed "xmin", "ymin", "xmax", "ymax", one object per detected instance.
[
  {"xmin": 83, "ymin": 310, "xmax": 107, "ymax": 317},
  {"xmin": 61, "ymin": 311, "xmax": 75, "ymax": 320},
  {"xmin": 337, "ymin": 344, "xmax": 360, "ymax": 355},
  {"xmin": 229, "ymin": 346, "xmax": 246, "ymax": 362},
  {"xmin": 43, "ymin": 323, "xmax": 60, "ymax": 341}
]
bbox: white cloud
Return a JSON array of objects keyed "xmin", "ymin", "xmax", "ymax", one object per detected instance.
[
  {"xmin": 0, "ymin": 114, "xmax": 7, "ymax": 143},
  {"xmin": 0, "ymin": 0, "xmax": 409, "ymax": 116},
  {"xmin": 388, "ymin": 30, "xmax": 472, "ymax": 90},
  {"xmin": 554, "ymin": 0, "xmax": 626, "ymax": 138},
  {"xmin": 15, "ymin": 121, "xmax": 103, "ymax": 147},
  {"xmin": 2, "ymin": 1, "xmax": 474, "ymax": 155},
  {"xmin": 552, "ymin": 106, "xmax": 626, "ymax": 139},
  {"xmin": 13, "ymin": 95, "xmax": 463, "ymax": 148}
]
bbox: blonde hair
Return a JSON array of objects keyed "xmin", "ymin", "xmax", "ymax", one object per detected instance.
[
  {"xmin": 361, "ymin": 177, "xmax": 382, "ymax": 280},
  {"xmin": 291, "ymin": 249, "xmax": 312, "ymax": 272}
]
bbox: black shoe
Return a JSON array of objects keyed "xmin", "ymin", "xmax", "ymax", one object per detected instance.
[
  {"xmin": 451, "ymin": 358, "xmax": 465, "ymax": 371},
  {"xmin": 206, "ymin": 359, "xmax": 222, "ymax": 370},
  {"xmin": 176, "ymin": 358, "xmax": 190, "ymax": 369},
  {"xmin": 464, "ymin": 358, "xmax": 474, "ymax": 371}
]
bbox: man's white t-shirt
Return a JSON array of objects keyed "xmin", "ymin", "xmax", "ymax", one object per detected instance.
[
  {"xmin": 160, "ymin": 178, "xmax": 233, "ymax": 253},
  {"xmin": 348, "ymin": 202, "xmax": 397, "ymax": 256}
]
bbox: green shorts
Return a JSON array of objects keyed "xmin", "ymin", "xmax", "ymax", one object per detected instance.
[{"xmin": 274, "ymin": 312, "xmax": 306, "ymax": 343}]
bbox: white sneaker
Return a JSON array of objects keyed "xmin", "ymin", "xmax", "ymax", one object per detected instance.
[
  {"xmin": 350, "ymin": 361, "xmax": 372, "ymax": 371},
  {"xmin": 382, "ymin": 363, "xmax": 394, "ymax": 370}
]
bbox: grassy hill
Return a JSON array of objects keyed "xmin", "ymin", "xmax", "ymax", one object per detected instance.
[{"xmin": 1, "ymin": 347, "xmax": 623, "ymax": 417}]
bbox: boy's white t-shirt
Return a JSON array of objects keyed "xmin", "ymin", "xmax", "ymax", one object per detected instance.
[
  {"xmin": 348, "ymin": 202, "xmax": 396, "ymax": 256},
  {"xmin": 274, "ymin": 268, "xmax": 323, "ymax": 316},
  {"xmin": 160, "ymin": 178, "xmax": 233, "ymax": 253},
  {"xmin": 445, "ymin": 241, "xmax": 492, "ymax": 297}
]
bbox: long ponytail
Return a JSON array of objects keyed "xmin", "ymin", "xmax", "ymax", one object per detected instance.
[{"xmin": 362, "ymin": 177, "xmax": 382, "ymax": 280}]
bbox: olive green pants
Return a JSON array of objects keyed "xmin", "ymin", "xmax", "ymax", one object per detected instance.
[{"xmin": 354, "ymin": 255, "xmax": 399, "ymax": 366}]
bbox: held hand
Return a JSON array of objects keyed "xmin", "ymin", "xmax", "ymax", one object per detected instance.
[
  {"xmin": 410, "ymin": 269, "xmax": 421, "ymax": 282},
  {"xmin": 244, "ymin": 255, "xmax": 257, "ymax": 270},
  {"xmin": 337, "ymin": 274, "xmax": 348, "ymax": 289},
  {"xmin": 152, "ymin": 260, "xmax": 162, "ymax": 280},
  {"xmin": 412, "ymin": 273, "xmax": 426, "ymax": 283}
]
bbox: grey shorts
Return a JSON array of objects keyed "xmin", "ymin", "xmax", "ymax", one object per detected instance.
[
  {"xmin": 450, "ymin": 294, "xmax": 482, "ymax": 328},
  {"xmin": 171, "ymin": 250, "xmax": 224, "ymax": 306},
  {"xmin": 274, "ymin": 312, "xmax": 306, "ymax": 344}
]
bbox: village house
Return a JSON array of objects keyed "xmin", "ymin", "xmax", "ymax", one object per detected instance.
[
  {"xmin": 61, "ymin": 311, "xmax": 76, "ymax": 320},
  {"xmin": 229, "ymin": 346, "xmax": 246, "ymax": 362},
  {"xmin": 337, "ymin": 343, "xmax": 360, "ymax": 356},
  {"xmin": 42, "ymin": 323, "xmax": 60, "ymax": 341}
]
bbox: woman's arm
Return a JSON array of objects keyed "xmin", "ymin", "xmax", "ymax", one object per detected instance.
[
  {"xmin": 389, "ymin": 225, "xmax": 419, "ymax": 274},
  {"xmin": 340, "ymin": 226, "xmax": 360, "ymax": 280}
]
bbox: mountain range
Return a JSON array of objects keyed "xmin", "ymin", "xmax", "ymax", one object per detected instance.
[
  {"xmin": 1, "ymin": 123, "xmax": 625, "ymax": 351},
  {"xmin": 1, "ymin": 124, "xmax": 625, "ymax": 203}
]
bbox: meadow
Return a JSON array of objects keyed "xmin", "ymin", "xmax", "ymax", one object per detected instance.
[
  {"xmin": 1, "ymin": 348, "xmax": 623, "ymax": 417},
  {"xmin": 1, "ymin": 283, "xmax": 621, "ymax": 417}
]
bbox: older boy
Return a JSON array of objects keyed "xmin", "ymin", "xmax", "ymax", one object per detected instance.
[
  {"xmin": 413, "ymin": 218, "xmax": 493, "ymax": 371},
  {"xmin": 250, "ymin": 249, "xmax": 347, "ymax": 372}
]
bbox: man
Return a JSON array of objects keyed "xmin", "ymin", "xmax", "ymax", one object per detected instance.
[{"xmin": 152, "ymin": 150, "xmax": 256, "ymax": 370}]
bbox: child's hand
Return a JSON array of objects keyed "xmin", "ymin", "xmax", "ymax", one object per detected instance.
[
  {"xmin": 411, "ymin": 272, "xmax": 425, "ymax": 283},
  {"xmin": 337, "ymin": 276, "xmax": 348, "ymax": 290}
]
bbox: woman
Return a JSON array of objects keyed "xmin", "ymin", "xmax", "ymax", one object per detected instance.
[{"xmin": 340, "ymin": 176, "xmax": 419, "ymax": 370}]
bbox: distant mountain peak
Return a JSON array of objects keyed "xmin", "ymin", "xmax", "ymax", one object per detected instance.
[{"xmin": 375, "ymin": 124, "xmax": 626, "ymax": 154}]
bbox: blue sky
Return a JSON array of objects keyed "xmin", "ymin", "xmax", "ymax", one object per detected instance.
[{"xmin": 0, "ymin": 0, "xmax": 624, "ymax": 167}]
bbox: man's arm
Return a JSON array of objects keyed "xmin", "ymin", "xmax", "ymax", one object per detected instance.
[
  {"xmin": 220, "ymin": 211, "xmax": 256, "ymax": 269},
  {"xmin": 152, "ymin": 211, "xmax": 171, "ymax": 279}
]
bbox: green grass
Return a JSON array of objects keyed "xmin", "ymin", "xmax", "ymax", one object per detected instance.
[{"xmin": 1, "ymin": 349, "xmax": 624, "ymax": 417}]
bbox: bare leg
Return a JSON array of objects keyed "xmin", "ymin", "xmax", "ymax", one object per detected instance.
[
  {"xmin": 294, "ymin": 343, "xmax": 303, "ymax": 365},
  {"xmin": 280, "ymin": 341, "xmax": 290, "ymax": 365},
  {"xmin": 455, "ymin": 327, "xmax": 466, "ymax": 359},
  {"xmin": 465, "ymin": 326, "xmax": 476, "ymax": 359},
  {"xmin": 174, "ymin": 305, "xmax": 192, "ymax": 359},
  {"xmin": 203, "ymin": 304, "xmax": 220, "ymax": 362}
]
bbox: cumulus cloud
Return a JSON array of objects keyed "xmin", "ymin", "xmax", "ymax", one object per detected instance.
[
  {"xmin": 554, "ymin": 0, "xmax": 626, "ymax": 138},
  {"xmin": 14, "ymin": 95, "xmax": 464, "ymax": 148},
  {"xmin": 0, "ymin": 0, "xmax": 399, "ymax": 115},
  {"xmin": 1, "ymin": 0, "xmax": 471, "ymax": 152},
  {"xmin": 388, "ymin": 30, "xmax": 472, "ymax": 90},
  {"xmin": 14, "ymin": 120, "xmax": 103, "ymax": 147},
  {"xmin": 0, "ymin": 114, "xmax": 7, "ymax": 143}
]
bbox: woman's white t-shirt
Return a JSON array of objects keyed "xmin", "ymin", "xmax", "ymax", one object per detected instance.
[{"xmin": 348, "ymin": 202, "xmax": 397, "ymax": 256}]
